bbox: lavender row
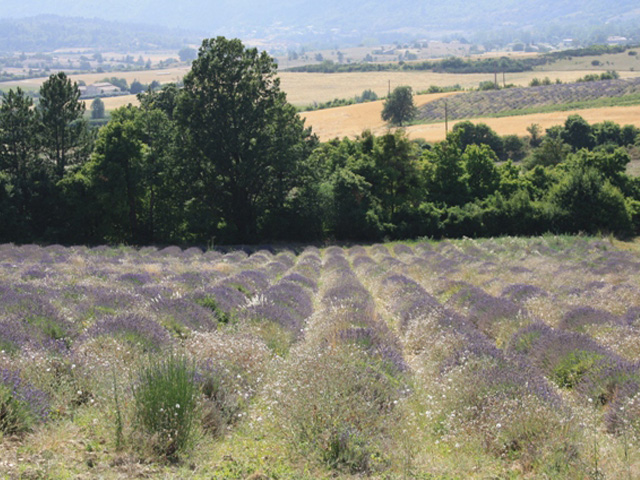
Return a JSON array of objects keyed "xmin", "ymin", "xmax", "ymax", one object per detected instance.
[
  {"xmin": 0, "ymin": 245, "xmax": 296, "ymax": 356},
  {"xmin": 418, "ymin": 77, "xmax": 640, "ymax": 122},
  {"xmin": 394, "ymin": 240, "xmax": 640, "ymax": 437},
  {"xmin": 240, "ymin": 249, "xmax": 321, "ymax": 339},
  {"xmin": 355, "ymin": 248, "xmax": 575, "ymax": 466}
]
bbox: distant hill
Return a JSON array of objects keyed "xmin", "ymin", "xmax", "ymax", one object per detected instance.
[
  {"xmin": 0, "ymin": 16, "xmax": 199, "ymax": 52},
  {"xmin": 1, "ymin": 1, "xmax": 640, "ymax": 47}
]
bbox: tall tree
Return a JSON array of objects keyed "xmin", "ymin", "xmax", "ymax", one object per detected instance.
[
  {"xmin": 84, "ymin": 106, "xmax": 145, "ymax": 243},
  {"xmin": 37, "ymin": 72, "xmax": 87, "ymax": 178},
  {"xmin": 561, "ymin": 114, "xmax": 594, "ymax": 152},
  {"xmin": 0, "ymin": 88, "xmax": 38, "ymax": 185},
  {"xmin": 176, "ymin": 37, "xmax": 315, "ymax": 243},
  {"xmin": 381, "ymin": 86, "xmax": 417, "ymax": 126},
  {"xmin": 90, "ymin": 97, "xmax": 105, "ymax": 119},
  {"xmin": 0, "ymin": 88, "xmax": 42, "ymax": 239}
]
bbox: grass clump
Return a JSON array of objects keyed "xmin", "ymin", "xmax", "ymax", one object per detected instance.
[
  {"xmin": 0, "ymin": 368, "xmax": 49, "ymax": 435},
  {"xmin": 271, "ymin": 344, "xmax": 402, "ymax": 474},
  {"xmin": 551, "ymin": 350, "xmax": 605, "ymax": 389},
  {"xmin": 132, "ymin": 354, "xmax": 199, "ymax": 461}
]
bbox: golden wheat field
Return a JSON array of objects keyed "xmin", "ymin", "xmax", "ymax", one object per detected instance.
[
  {"xmin": 406, "ymin": 105, "xmax": 640, "ymax": 142},
  {"xmin": 300, "ymin": 93, "xmax": 456, "ymax": 139},
  {"xmin": 7, "ymin": 67, "xmax": 637, "ymax": 106},
  {"xmin": 303, "ymin": 98, "xmax": 640, "ymax": 143},
  {"xmin": 93, "ymin": 94, "xmax": 140, "ymax": 110},
  {"xmin": 278, "ymin": 70, "xmax": 640, "ymax": 106},
  {"xmin": 1, "ymin": 66, "xmax": 190, "ymax": 91}
]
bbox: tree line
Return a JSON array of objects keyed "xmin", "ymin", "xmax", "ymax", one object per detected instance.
[{"xmin": 1, "ymin": 37, "xmax": 640, "ymax": 246}]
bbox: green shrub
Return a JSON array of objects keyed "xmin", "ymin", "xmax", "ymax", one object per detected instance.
[
  {"xmin": 0, "ymin": 369, "xmax": 49, "ymax": 435},
  {"xmin": 132, "ymin": 355, "xmax": 199, "ymax": 460},
  {"xmin": 0, "ymin": 386, "xmax": 34, "ymax": 434},
  {"xmin": 551, "ymin": 350, "xmax": 604, "ymax": 389}
]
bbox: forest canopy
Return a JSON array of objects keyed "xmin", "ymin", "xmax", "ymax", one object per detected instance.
[{"xmin": 1, "ymin": 38, "xmax": 640, "ymax": 246}]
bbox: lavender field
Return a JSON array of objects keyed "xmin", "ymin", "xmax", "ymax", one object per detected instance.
[
  {"xmin": 417, "ymin": 77, "xmax": 640, "ymax": 122},
  {"xmin": 1, "ymin": 237, "xmax": 639, "ymax": 478}
]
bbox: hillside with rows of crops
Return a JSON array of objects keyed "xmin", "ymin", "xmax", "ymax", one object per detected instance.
[
  {"xmin": 416, "ymin": 76, "xmax": 640, "ymax": 123},
  {"xmin": 1, "ymin": 237, "xmax": 639, "ymax": 478}
]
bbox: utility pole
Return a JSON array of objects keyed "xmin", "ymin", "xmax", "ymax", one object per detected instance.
[
  {"xmin": 503, "ymin": 71, "xmax": 506, "ymax": 88},
  {"xmin": 444, "ymin": 100, "xmax": 449, "ymax": 135},
  {"xmin": 388, "ymin": 80, "xmax": 391, "ymax": 97}
]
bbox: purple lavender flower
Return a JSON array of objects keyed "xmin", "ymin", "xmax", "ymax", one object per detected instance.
[
  {"xmin": 447, "ymin": 284, "xmax": 522, "ymax": 331},
  {"xmin": 0, "ymin": 320, "xmax": 36, "ymax": 354},
  {"xmin": 274, "ymin": 251, "xmax": 296, "ymax": 269},
  {"xmin": 245, "ymin": 301, "xmax": 301, "ymax": 335},
  {"xmin": 86, "ymin": 314, "xmax": 172, "ymax": 351},
  {"xmin": 222, "ymin": 270, "xmax": 270, "ymax": 296},
  {"xmin": 265, "ymin": 282, "xmax": 314, "ymax": 320},
  {"xmin": 509, "ymin": 323, "xmax": 631, "ymax": 395},
  {"xmin": 604, "ymin": 380, "xmax": 640, "ymax": 434},
  {"xmin": 623, "ymin": 306, "xmax": 640, "ymax": 326},
  {"xmin": 392, "ymin": 244, "xmax": 414, "ymax": 257},
  {"xmin": 345, "ymin": 246, "xmax": 366, "ymax": 257},
  {"xmin": 380, "ymin": 274, "xmax": 442, "ymax": 330},
  {"xmin": 157, "ymin": 246, "xmax": 183, "ymax": 257},
  {"xmin": 558, "ymin": 306, "xmax": 621, "ymax": 331},
  {"xmin": 151, "ymin": 298, "xmax": 218, "ymax": 332},
  {"xmin": 339, "ymin": 326, "xmax": 407, "ymax": 373},
  {"xmin": 352, "ymin": 255, "xmax": 376, "ymax": 269},
  {"xmin": 0, "ymin": 368, "xmax": 50, "ymax": 432},
  {"xmin": 183, "ymin": 246, "xmax": 203, "ymax": 257},
  {"xmin": 280, "ymin": 272, "xmax": 318, "ymax": 292},
  {"xmin": 118, "ymin": 272, "xmax": 154, "ymax": 286},
  {"xmin": 265, "ymin": 261, "xmax": 289, "ymax": 279},
  {"xmin": 323, "ymin": 254, "xmax": 351, "ymax": 272},
  {"xmin": 370, "ymin": 245, "xmax": 389, "ymax": 256},
  {"xmin": 501, "ymin": 283, "xmax": 548, "ymax": 303},
  {"xmin": 193, "ymin": 285, "xmax": 247, "ymax": 314}
]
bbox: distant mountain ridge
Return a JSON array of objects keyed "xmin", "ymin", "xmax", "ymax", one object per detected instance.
[
  {"xmin": 2, "ymin": 1, "xmax": 640, "ymax": 48},
  {"xmin": 0, "ymin": 15, "xmax": 199, "ymax": 52}
]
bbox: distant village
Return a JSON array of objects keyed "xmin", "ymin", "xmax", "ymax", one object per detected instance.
[{"xmin": 78, "ymin": 82, "xmax": 122, "ymax": 98}]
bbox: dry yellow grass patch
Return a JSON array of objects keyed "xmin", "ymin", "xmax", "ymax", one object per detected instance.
[
  {"xmin": 280, "ymin": 70, "xmax": 640, "ymax": 106},
  {"xmin": 404, "ymin": 105, "xmax": 640, "ymax": 143},
  {"xmin": 301, "ymin": 93, "xmax": 457, "ymax": 140},
  {"xmin": 91, "ymin": 94, "xmax": 140, "ymax": 111},
  {"xmin": 1, "ymin": 67, "xmax": 189, "ymax": 91},
  {"xmin": 304, "ymin": 96, "xmax": 640, "ymax": 142}
]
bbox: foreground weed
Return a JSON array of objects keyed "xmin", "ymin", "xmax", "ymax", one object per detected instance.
[
  {"xmin": 132, "ymin": 354, "xmax": 199, "ymax": 461},
  {"xmin": 0, "ymin": 368, "xmax": 49, "ymax": 434}
]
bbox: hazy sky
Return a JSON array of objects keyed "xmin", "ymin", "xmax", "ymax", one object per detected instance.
[{"xmin": 2, "ymin": 1, "xmax": 639, "ymax": 41}]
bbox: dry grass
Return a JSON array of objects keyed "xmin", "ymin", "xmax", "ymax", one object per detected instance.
[
  {"xmin": 304, "ymin": 99, "xmax": 640, "ymax": 143},
  {"xmin": 1, "ymin": 66, "xmax": 189, "ymax": 91},
  {"xmin": 91, "ymin": 94, "xmax": 140, "ymax": 111},
  {"xmin": 538, "ymin": 50, "xmax": 640, "ymax": 72},
  {"xmin": 404, "ymin": 104, "xmax": 640, "ymax": 143},
  {"xmin": 301, "ymin": 93, "xmax": 456, "ymax": 140},
  {"xmin": 279, "ymin": 70, "xmax": 640, "ymax": 106}
]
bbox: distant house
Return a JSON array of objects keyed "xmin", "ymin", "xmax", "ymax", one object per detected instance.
[
  {"xmin": 607, "ymin": 36, "xmax": 628, "ymax": 45},
  {"xmin": 79, "ymin": 82, "xmax": 121, "ymax": 98}
]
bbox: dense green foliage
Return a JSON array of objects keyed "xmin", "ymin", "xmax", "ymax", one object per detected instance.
[
  {"xmin": 1, "ymin": 38, "xmax": 640, "ymax": 245},
  {"xmin": 287, "ymin": 56, "xmax": 542, "ymax": 74},
  {"xmin": 381, "ymin": 86, "xmax": 416, "ymax": 126}
]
